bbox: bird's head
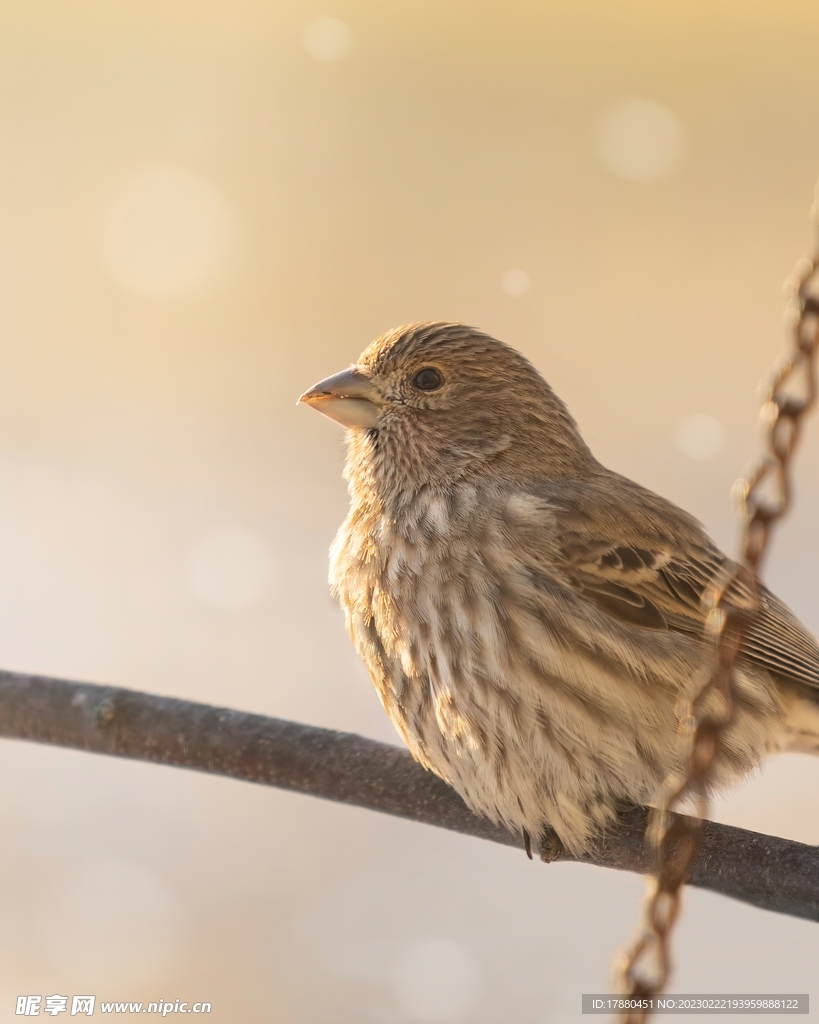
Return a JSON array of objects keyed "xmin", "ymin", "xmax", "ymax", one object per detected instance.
[{"xmin": 300, "ymin": 322, "xmax": 595, "ymax": 499}]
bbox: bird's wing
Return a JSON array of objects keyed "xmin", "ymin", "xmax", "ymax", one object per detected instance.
[{"xmin": 536, "ymin": 480, "xmax": 819, "ymax": 690}]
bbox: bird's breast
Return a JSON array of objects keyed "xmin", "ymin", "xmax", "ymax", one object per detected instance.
[{"xmin": 329, "ymin": 488, "xmax": 566, "ymax": 751}]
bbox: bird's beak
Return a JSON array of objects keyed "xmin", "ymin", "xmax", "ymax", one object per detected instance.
[{"xmin": 298, "ymin": 367, "xmax": 380, "ymax": 429}]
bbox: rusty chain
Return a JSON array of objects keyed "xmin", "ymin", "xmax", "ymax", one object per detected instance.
[{"xmin": 617, "ymin": 185, "xmax": 819, "ymax": 1021}]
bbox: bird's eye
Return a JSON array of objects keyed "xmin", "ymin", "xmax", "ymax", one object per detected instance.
[{"xmin": 412, "ymin": 367, "xmax": 443, "ymax": 392}]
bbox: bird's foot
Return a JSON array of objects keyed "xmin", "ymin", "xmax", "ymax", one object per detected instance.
[{"xmin": 538, "ymin": 829, "xmax": 565, "ymax": 863}]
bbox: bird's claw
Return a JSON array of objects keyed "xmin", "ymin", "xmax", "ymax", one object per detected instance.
[{"xmin": 538, "ymin": 829, "xmax": 565, "ymax": 863}]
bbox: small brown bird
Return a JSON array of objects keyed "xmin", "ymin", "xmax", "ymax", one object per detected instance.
[{"xmin": 300, "ymin": 322, "xmax": 819, "ymax": 855}]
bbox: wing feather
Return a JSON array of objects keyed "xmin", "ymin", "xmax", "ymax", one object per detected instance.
[{"xmin": 530, "ymin": 478, "xmax": 819, "ymax": 690}]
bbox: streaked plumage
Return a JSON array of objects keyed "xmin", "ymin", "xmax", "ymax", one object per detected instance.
[{"xmin": 300, "ymin": 322, "xmax": 819, "ymax": 855}]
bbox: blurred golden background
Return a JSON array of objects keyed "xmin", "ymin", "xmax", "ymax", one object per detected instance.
[{"xmin": 1, "ymin": 0, "xmax": 819, "ymax": 1020}]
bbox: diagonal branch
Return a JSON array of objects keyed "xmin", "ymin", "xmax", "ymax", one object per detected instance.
[{"xmin": 0, "ymin": 668, "xmax": 817, "ymax": 922}]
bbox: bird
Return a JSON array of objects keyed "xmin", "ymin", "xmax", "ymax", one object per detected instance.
[{"xmin": 299, "ymin": 321, "xmax": 819, "ymax": 857}]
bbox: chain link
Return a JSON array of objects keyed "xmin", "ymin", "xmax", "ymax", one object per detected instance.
[{"xmin": 616, "ymin": 185, "xmax": 819, "ymax": 1022}]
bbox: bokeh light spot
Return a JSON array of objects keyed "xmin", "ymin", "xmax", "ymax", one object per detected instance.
[
  {"xmin": 38, "ymin": 859, "xmax": 184, "ymax": 983},
  {"xmin": 185, "ymin": 526, "xmax": 275, "ymax": 610},
  {"xmin": 593, "ymin": 98, "xmax": 687, "ymax": 183},
  {"xmin": 675, "ymin": 413, "xmax": 726, "ymax": 460},
  {"xmin": 94, "ymin": 163, "xmax": 233, "ymax": 298},
  {"xmin": 501, "ymin": 269, "xmax": 530, "ymax": 296},
  {"xmin": 303, "ymin": 16, "xmax": 352, "ymax": 62},
  {"xmin": 389, "ymin": 937, "xmax": 483, "ymax": 1021}
]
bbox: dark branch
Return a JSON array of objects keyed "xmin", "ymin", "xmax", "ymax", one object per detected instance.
[{"xmin": 1, "ymin": 669, "xmax": 817, "ymax": 922}]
